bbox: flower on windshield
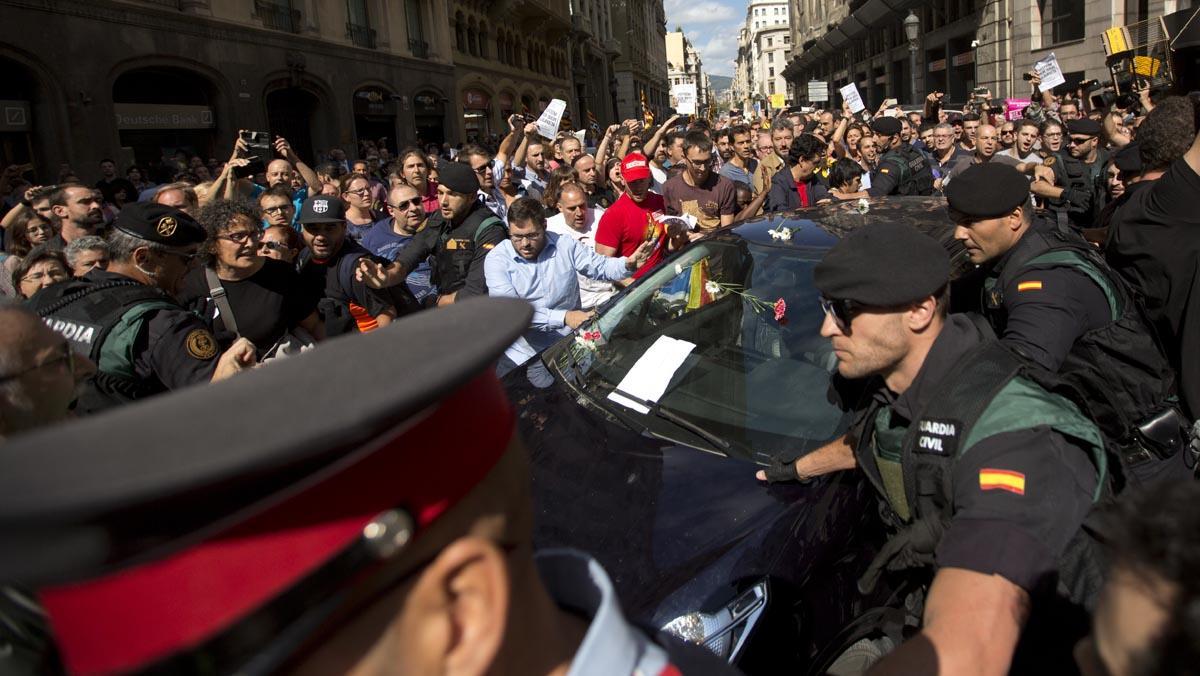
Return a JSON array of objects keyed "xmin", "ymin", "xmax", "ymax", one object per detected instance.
[
  {"xmin": 774, "ymin": 298, "xmax": 787, "ymax": 322},
  {"xmin": 702, "ymin": 280, "xmax": 787, "ymax": 324},
  {"xmin": 575, "ymin": 330, "xmax": 603, "ymax": 351},
  {"xmin": 768, "ymin": 226, "xmax": 794, "ymax": 241},
  {"xmin": 855, "ymin": 198, "xmax": 870, "ymax": 214},
  {"xmin": 704, "ymin": 280, "xmax": 722, "ymax": 295}
]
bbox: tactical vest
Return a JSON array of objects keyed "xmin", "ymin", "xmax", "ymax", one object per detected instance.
[
  {"xmin": 432, "ymin": 209, "xmax": 505, "ymax": 293},
  {"xmin": 983, "ymin": 226, "xmax": 1186, "ymax": 485},
  {"xmin": 30, "ymin": 278, "xmax": 180, "ymax": 414},
  {"xmin": 1044, "ymin": 152, "xmax": 1095, "ymax": 229},
  {"xmin": 879, "ymin": 145, "xmax": 935, "ymax": 196},
  {"xmin": 857, "ymin": 340, "xmax": 1108, "ymax": 607}
]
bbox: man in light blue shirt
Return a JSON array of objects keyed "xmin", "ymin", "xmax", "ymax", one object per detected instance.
[{"xmin": 485, "ymin": 197, "xmax": 653, "ymax": 374}]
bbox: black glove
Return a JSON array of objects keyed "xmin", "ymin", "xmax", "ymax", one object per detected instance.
[{"xmin": 762, "ymin": 456, "xmax": 811, "ymax": 484}]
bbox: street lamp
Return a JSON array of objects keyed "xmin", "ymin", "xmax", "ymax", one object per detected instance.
[{"xmin": 903, "ymin": 10, "xmax": 920, "ymax": 103}]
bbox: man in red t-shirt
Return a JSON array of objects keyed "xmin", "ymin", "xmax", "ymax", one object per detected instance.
[{"xmin": 595, "ymin": 153, "xmax": 689, "ymax": 279}]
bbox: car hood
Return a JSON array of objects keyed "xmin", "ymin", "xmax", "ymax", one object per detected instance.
[{"xmin": 506, "ymin": 359, "xmax": 874, "ymax": 626}]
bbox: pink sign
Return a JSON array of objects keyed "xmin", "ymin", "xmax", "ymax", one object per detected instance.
[{"xmin": 1004, "ymin": 98, "xmax": 1032, "ymax": 121}]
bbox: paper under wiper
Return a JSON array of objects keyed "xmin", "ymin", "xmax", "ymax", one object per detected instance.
[{"xmin": 607, "ymin": 335, "xmax": 696, "ymax": 414}]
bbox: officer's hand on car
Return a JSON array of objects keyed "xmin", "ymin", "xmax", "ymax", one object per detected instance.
[
  {"xmin": 355, "ymin": 258, "xmax": 404, "ymax": 289},
  {"xmin": 755, "ymin": 456, "xmax": 812, "ymax": 484},
  {"xmin": 565, "ymin": 309, "xmax": 595, "ymax": 330}
]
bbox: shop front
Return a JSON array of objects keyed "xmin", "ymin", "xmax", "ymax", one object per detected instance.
[
  {"xmin": 112, "ymin": 67, "xmax": 219, "ymax": 172},
  {"xmin": 462, "ymin": 88, "xmax": 491, "ymax": 143},
  {"xmin": 353, "ymin": 86, "xmax": 398, "ymax": 154},
  {"xmin": 413, "ymin": 90, "xmax": 446, "ymax": 146}
]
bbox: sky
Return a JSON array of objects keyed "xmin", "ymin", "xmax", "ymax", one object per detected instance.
[{"xmin": 663, "ymin": 0, "xmax": 744, "ymax": 78}]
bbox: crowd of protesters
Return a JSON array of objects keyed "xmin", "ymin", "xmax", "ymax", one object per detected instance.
[{"xmin": 0, "ymin": 66, "xmax": 1198, "ymax": 675}]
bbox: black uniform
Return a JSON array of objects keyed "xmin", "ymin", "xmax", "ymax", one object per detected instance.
[
  {"xmin": 1043, "ymin": 149, "xmax": 1108, "ymax": 231},
  {"xmin": 298, "ymin": 239, "xmax": 414, "ymax": 336},
  {"xmin": 394, "ymin": 201, "xmax": 507, "ymax": 300},
  {"xmin": 30, "ymin": 269, "xmax": 220, "ymax": 414},
  {"xmin": 868, "ymin": 143, "xmax": 935, "ymax": 197}
]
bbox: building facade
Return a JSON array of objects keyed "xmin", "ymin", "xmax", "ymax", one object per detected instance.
[
  {"xmin": 0, "ymin": 0, "xmax": 456, "ymax": 180},
  {"xmin": 666, "ymin": 30, "xmax": 709, "ymax": 116},
  {"xmin": 611, "ymin": 0, "xmax": 669, "ymax": 123},
  {"xmin": 783, "ymin": 0, "xmax": 1193, "ymax": 110},
  {"xmin": 568, "ymin": 0, "xmax": 620, "ymax": 132},
  {"xmin": 733, "ymin": 0, "xmax": 791, "ymax": 115},
  {"xmin": 450, "ymin": 0, "xmax": 573, "ymax": 144}
]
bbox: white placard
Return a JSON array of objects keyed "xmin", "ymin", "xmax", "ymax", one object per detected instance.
[
  {"xmin": 607, "ymin": 336, "xmax": 696, "ymax": 414},
  {"xmin": 807, "ymin": 80, "xmax": 829, "ymax": 102},
  {"xmin": 1034, "ymin": 52, "xmax": 1066, "ymax": 91},
  {"xmin": 839, "ymin": 83, "xmax": 865, "ymax": 113},
  {"xmin": 671, "ymin": 84, "xmax": 698, "ymax": 115},
  {"xmin": 536, "ymin": 98, "xmax": 567, "ymax": 139}
]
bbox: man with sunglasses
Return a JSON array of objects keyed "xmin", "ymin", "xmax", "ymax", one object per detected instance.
[
  {"xmin": 27, "ymin": 203, "xmax": 256, "ymax": 414},
  {"xmin": 761, "ymin": 223, "xmax": 1105, "ymax": 674},
  {"xmin": 361, "ymin": 184, "xmax": 436, "ymax": 304},
  {"xmin": 868, "ymin": 117, "xmax": 935, "ymax": 197},
  {"xmin": 1033, "ymin": 118, "xmax": 1108, "ymax": 230}
]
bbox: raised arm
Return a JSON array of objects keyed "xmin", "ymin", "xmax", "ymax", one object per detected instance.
[
  {"xmin": 495, "ymin": 115, "xmax": 523, "ymax": 167},
  {"xmin": 512, "ymin": 122, "xmax": 539, "ymax": 169},
  {"xmin": 596, "ymin": 123, "xmax": 620, "ymax": 169},
  {"xmin": 643, "ymin": 114, "xmax": 682, "ymax": 158},
  {"xmin": 275, "ymin": 137, "xmax": 320, "ymax": 193}
]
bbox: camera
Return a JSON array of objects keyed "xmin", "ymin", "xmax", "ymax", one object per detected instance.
[
  {"xmin": 972, "ymin": 87, "xmax": 989, "ymax": 96},
  {"xmin": 1022, "ymin": 72, "xmax": 1034, "ymax": 81},
  {"xmin": 237, "ymin": 130, "xmax": 270, "ymax": 178}
]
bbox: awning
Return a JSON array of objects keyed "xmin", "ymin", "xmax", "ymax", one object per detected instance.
[{"xmin": 786, "ymin": 0, "xmax": 924, "ymax": 78}]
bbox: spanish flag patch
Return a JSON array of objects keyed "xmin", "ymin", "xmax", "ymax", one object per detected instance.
[
  {"xmin": 979, "ymin": 469, "xmax": 1026, "ymax": 495},
  {"xmin": 1017, "ymin": 280, "xmax": 1043, "ymax": 292}
]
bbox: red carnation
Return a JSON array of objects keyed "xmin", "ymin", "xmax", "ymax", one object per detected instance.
[{"xmin": 773, "ymin": 298, "xmax": 787, "ymax": 322}]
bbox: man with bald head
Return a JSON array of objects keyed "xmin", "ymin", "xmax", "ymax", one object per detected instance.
[
  {"xmin": 548, "ymin": 182, "xmax": 614, "ymax": 310},
  {"xmin": 0, "ymin": 304, "xmax": 95, "ymax": 441},
  {"xmin": 573, "ymin": 154, "xmax": 615, "ymax": 209},
  {"xmin": 241, "ymin": 135, "xmax": 321, "ymax": 228},
  {"xmin": 942, "ymin": 124, "xmax": 1041, "ymax": 188}
]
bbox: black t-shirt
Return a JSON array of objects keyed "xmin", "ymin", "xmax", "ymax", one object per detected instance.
[
  {"xmin": 179, "ymin": 258, "xmax": 318, "ymax": 352},
  {"xmin": 1106, "ymin": 157, "xmax": 1200, "ymax": 418},
  {"xmin": 298, "ymin": 239, "xmax": 401, "ymax": 332},
  {"xmin": 95, "ymin": 177, "xmax": 137, "ymax": 204}
]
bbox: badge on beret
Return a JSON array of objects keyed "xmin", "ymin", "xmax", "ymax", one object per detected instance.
[
  {"xmin": 185, "ymin": 329, "xmax": 218, "ymax": 360},
  {"xmin": 157, "ymin": 217, "xmax": 178, "ymax": 237}
]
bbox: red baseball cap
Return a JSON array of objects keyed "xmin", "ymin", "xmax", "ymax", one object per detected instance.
[{"xmin": 620, "ymin": 152, "xmax": 652, "ymax": 182}]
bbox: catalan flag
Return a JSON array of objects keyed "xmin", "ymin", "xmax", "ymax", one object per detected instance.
[
  {"xmin": 979, "ymin": 469, "xmax": 1026, "ymax": 495},
  {"xmin": 641, "ymin": 89, "xmax": 654, "ymax": 127},
  {"xmin": 1017, "ymin": 280, "xmax": 1043, "ymax": 292},
  {"xmin": 587, "ymin": 109, "xmax": 600, "ymax": 132}
]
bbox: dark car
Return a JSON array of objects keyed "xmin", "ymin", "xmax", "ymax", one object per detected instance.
[{"xmin": 505, "ymin": 197, "xmax": 971, "ymax": 674}]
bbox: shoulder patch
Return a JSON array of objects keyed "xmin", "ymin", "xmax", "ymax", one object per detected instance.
[
  {"xmin": 185, "ymin": 329, "xmax": 218, "ymax": 360},
  {"xmin": 481, "ymin": 243, "xmax": 495, "ymax": 250},
  {"xmin": 979, "ymin": 468, "xmax": 1025, "ymax": 495},
  {"xmin": 1017, "ymin": 280, "xmax": 1043, "ymax": 292},
  {"xmin": 879, "ymin": 167, "xmax": 890, "ymax": 174}
]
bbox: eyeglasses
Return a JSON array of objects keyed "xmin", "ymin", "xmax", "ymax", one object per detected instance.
[
  {"xmin": 471, "ymin": 166, "xmax": 490, "ymax": 175},
  {"xmin": 20, "ymin": 268, "xmax": 68, "ymax": 285},
  {"xmin": 509, "ymin": 232, "xmax": 544, "ymax": 243},
  {"xmin": 344, "ymin": 188, "xmax": 371, "ymax": 196},
  {"xmin": 1043, "ymin": 132, "xmax": 1063, "ymax": 139},
  {"xmin": 219, "ymin": 230, "xmax": 263, "ymax": 244},
  {"xmin": 387, "ymin": 197, "xmax": 423, "ymax": 210},
  {"xmin": 1068, "ymin": 136, "xmax": 1095, "ymax": 145},
  {"xmin": 819, "ymin": 296, "xmax": 861, "ymax": 331},
  {"xmin": 262, "ymin": 205, "xmax": 293, "ymax": 215},
  {"xmin": 0, "ymin": 341, "xmax": 73, "ymax": 384}
]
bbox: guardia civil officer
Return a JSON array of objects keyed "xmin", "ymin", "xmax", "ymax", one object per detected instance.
[
  {"xmin": 867, "ymin": 117, "xmax": 935, "ymax": 197},
  {"xmin": 26, "ymin": 202, "xmax": 255, "ymax": 415},
  {"xmin": 947, "ymin": 162, "xmax": 1192, "ymax": 486},
  {"xmin": 356, "ymin": 161, "xmax": 507, "ymax": 304},
  {"xmin": 0, "ymin": 298, "xmax": 738, "ymax": 676},
  {"xmin": 758, "ymin": 224, "xmax": 1105, "ymax": 674},
  {"xmin": 1031, "ymin": 118, "xmax": 1108, "ymax": 230}
]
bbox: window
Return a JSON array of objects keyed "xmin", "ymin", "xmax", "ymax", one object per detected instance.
[
  {"xmin": 767, "ymin": 37, "xmax": 773, "ymax": 46},
  {"xmin": 1039, "ymin": 0, "xmax": 1084, "ymax": 44},
  {"xmin": 784, "ymin": 35, "xmax": 790, "ymax": 43},
  {"xmin": 405, "ymin": 0, "xmax": 427, "ymax": 57},
  {"xmin": 768, "ymin": 52, "xmax": 774, "ymax": 62},
  {"xmin": 769, "ymin": 80, "xmax": 776, "ymax": 94},
  {"xmin": 769, "ymin": 67, "xmax": 774, "ymax": 77}
]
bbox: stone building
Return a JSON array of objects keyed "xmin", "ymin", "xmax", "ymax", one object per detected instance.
[
  {"xmin": 666, "ymin": 29, "xmax": 708, "ymax": 116},
  {"xmin": 611, "ymin": 0, "xmax": 669, "ymax": 123},
  {"xmin": 0, "ymin": 0, "xmax": 457, "ymax": 180},
  {"xmin": 568, "ymin": 0, "xmax": 620, "ymax": 132},
  {"xmin": 733, "ymin": 0, "xmax": 791, "ymax": 115},
  {"xmin": 782, "ymin": 0, "xmax": 1193, "ymax": 109}
]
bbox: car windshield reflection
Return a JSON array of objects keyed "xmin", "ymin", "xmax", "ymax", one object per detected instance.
[{"xmin": 558, "ymin": 238, "xmax": 854, "ymax": 460}]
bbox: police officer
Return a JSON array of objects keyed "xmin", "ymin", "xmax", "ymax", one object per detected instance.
[
  {"xmin": 357, "ymin": 161, "xmax": 507, "ymax": 304},
  {"xmin": 759, "ymin": 224, "xmax": 1104, "ymax": 672},
  {"xmin": 0, "ymin": 298, "xmax": 736, "ymax": 676},
  {"xmin": 26, "ymin": 202, "xmax": 255, "ymax": 414},
  {"xmin": 1032, "ymin": 118, "xmax": 1109, "ymax": 230},
  {"xmin": 867, "ymin": 117, "xmax": 935, "ymax": 197},
  {"xmin": 947, "ymin": 163, "xmax": 1192, "ymax": 486}
]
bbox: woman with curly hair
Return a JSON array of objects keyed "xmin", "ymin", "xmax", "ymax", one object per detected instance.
[
  {"xmin": 541, "ymin": 165, "xmax": 579, "ymax": 216},
  {"xmin": 176, "ymin": 199, "xmax": 321, "ymax": 354}
]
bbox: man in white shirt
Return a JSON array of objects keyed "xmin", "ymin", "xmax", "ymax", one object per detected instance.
[{"xmin": 546, "ymin": 182, "xmax": 613, "ymax": 310}]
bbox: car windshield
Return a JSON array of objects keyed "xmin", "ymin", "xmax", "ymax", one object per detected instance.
[{"xmin": 561, "ymin": 238, "xmax": 854, "ymax": 460}]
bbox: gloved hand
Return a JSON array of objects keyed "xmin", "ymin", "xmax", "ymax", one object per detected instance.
[{"xmin": 761, "ymin": 456, "xmax": 812, "ymax": 484}]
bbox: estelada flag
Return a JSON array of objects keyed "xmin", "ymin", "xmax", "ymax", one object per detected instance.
[
  {"xmin": 641, "ymin": 90, "xmax": 654, "ymax": 127},
  {"xmin": 587, "ymin": 109, "xmax": 600, "ymax": 132}
]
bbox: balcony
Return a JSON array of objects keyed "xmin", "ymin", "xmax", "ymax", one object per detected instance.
[
  {"xmin": 347, "ymin": 22, "xmax": 377, "ymax": 49},
  {"xmin": 408, "ymin": 38, "xmax": 429, "ymax": 58},
  {"xmin": 255, "ymin": 0, "xmax": 301, "ymax": 33}
]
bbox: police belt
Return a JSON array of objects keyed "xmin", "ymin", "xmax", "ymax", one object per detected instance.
[{"xmin": 1120, "ymin": 405, "xmax": 1192, "ymax": 467}]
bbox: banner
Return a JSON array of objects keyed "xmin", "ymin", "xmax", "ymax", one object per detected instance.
[
  {"xmin": 1034, "ymin": 52, "xmax": 1066, "ymax": 91},
  {"xmin": 1004, "ymin": 98, "xmax": 1033, "ymax": 121},
  {"xmin": 807, "ymin": 80, "xmax": 828, "ymax": 102},
  {"xmin": 839, "ymin": 83, "xmax": 865, "ymax": 113},
  {"xmin": 671, "ymin": 84, "xmax": 697, "ymax": 115},
  {"xmin": 769, "ymin": 93, "xmax": 786, "ymax": 110}
]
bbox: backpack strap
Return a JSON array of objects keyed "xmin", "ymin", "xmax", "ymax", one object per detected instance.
[{"xmin": 204, "ymin": 267, "xmax": 239, "ymax": 336}]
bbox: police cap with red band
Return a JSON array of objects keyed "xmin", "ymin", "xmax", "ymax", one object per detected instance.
[{"xmin": 0, "ymin": 297, "xmax": 533, "ymax": 675}]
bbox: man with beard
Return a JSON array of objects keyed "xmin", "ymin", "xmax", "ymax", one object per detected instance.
[
  {"xmin": 356, "ymin": 161, "xmax": 507, "ymax": 305},
  {"xmin": 45, "ymin": 184, "xmax": 104, "ymax": 249},
  {"xmin": 595, "ymin": 153, "xmax": 689, "ymax": 279},
  {"xmin": 1032, "ymin": 119, "xmax": 1107, "ymax": 230},
  {"xmin": 765, "ymin": 133, "xmax": 830, "ymax": 211},
  {"xmin": 27, "ymin": 203, "xmax": 255, "ymax": 414},
  {"xmin": 662, "ymin": 132, "xmax": 738, "ymax": 231}
]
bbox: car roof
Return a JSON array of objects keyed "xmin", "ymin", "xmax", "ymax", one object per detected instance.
[{"xmin": 717, "ymin": 196, "xmax": 973, "ymax": 276}]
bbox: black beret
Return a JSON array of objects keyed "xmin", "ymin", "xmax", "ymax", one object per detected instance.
[
  {"xmin": 438, "ymin": 161, "xmax": 480, "ymax": 194},
  {"xmin": 944, "ymin": 163, "xmax": 1031, "ymax": 218},
  {"xmin": 114, "ymin": 202, "xmax": 205, "ymax": 247},
  {"xmin": 871, "ymin": 117, "xmax": 902, "ymax": 136},
  {"xmin": 814, "ymin": 223, "xmax": 950, "ymax": 306},
  {"xmin": 1066, "ymin": 118, "xmax": 1102, "ymax": 137},
  {"xmin": 297, "ymin": 195, "xmax": 346, "ymax": 224},
  {"xmin": 1114, "ymin": 142, "xmax": 1143, "ymax": 173}
]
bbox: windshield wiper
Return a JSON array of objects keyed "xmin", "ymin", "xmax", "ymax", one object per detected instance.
[{"xmin": 608, "ymin": 387, "xmax": 731, "ymax": 452}]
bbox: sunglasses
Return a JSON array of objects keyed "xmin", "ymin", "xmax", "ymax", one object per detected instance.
[
  {"xmin": 819, "ymin": 296, "xmax": 861, "ymax": 331},
  {"xmin": 387, "ymin": 197, "xmax": 423, "ymax": 210}
]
